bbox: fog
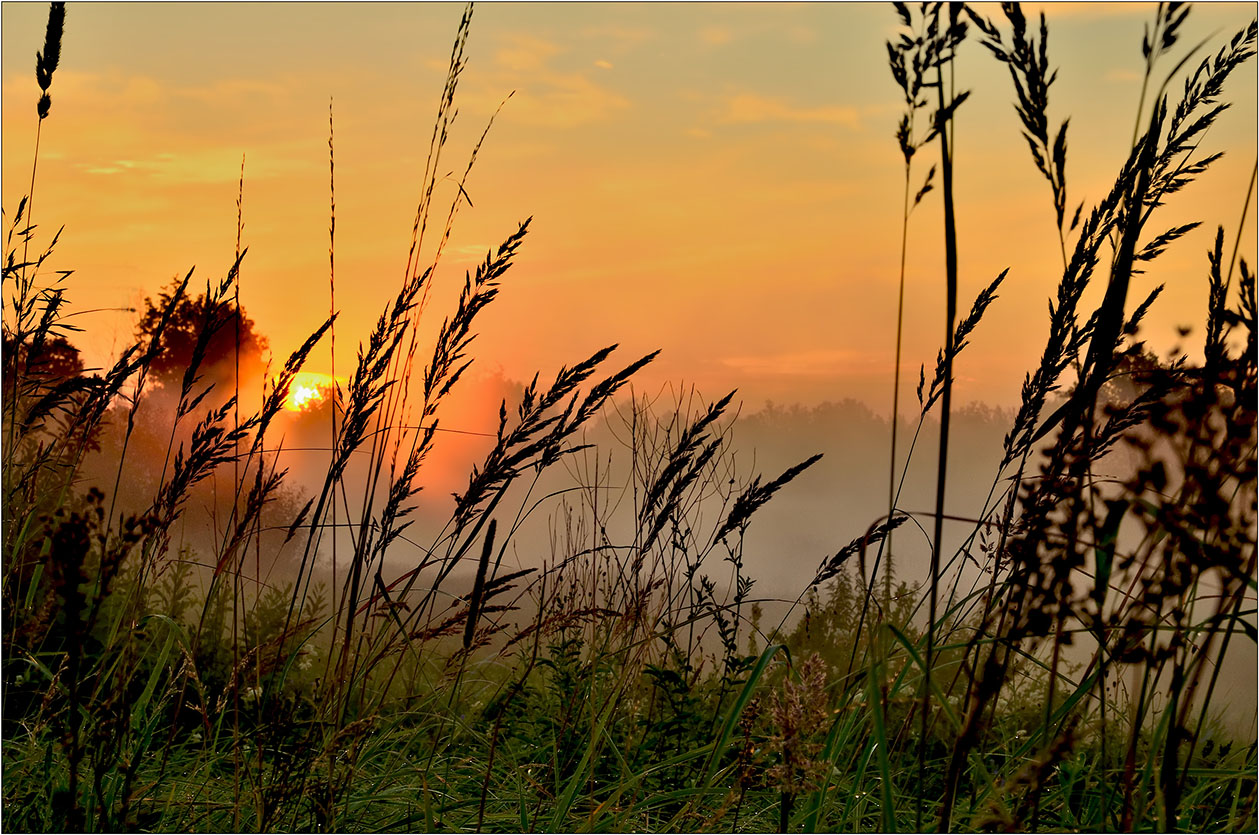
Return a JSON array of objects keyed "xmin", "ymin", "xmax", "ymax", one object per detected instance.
[{"xmin": 81, "ymin": 364, "xmax": 1255, "ymax": 739}]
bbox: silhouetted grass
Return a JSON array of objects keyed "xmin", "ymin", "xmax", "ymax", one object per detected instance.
[{"xmin": 2, "ymin": 3, "xmax": 1255, "ymax": 833}]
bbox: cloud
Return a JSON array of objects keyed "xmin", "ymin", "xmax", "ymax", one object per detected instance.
[
  {"xmin": 722, "ymin": 349, "xmax": 880, "ymax": 377},
  {"xmin": 481, "ymin": 33, "xmax": 630, "ymax": 128},
  {"xmin": 1032, "ymin": 3, "xmax": 1154, "ymax": 21},
  {"xmin": 720, "ymin": 93, "xmax": 861, "ymax": 127},
  {"xmin": 577, "ymin": 23, "xmax": 654, "ymax": 51},
  {"xmin": 495, "ymin": 34, "xmax": 562, "ymax": 73},
  {"xmin": 82, "ymin": 159, "xmax": 139, "ymax": 176},
  {"xmin": 700, "ymin": 25, "xmax": 733, "ymax": 46},
  {"xmin": 507, "ymin": 75, "xmax": 630, "ymax": 128},
  {"xmin": 2, "ymin": 69, "xmax": 316, "ymax": 187},
  {"xmin": 13, "ymin": 70, "xmax": 288, "ymax": 114},
  {"xmin": 174, "ymin": 77, "xmax": 288, "ymax": 106},
  {"xmin": 1104, "ymin": 68, "xmax": 1142, "ymax": 83},
  {"xmin": 73, "ymin": 146, "xmax": 310, "ymax": 186},
  {"xmin": 450, "ymin": 243, "xmax": 492, "ymax": 264},
  {"xmin": 785, "ymin": 24, "xmax": 819, "ymax": 45}
]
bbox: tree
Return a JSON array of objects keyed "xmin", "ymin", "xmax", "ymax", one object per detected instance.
[
  {"xmin": 134, "ymin": 280, "xmax": 268, "ymax": 394},
  {"xmin": 3, "ymin": 332, "xmax": 84, "ymax": 385}
]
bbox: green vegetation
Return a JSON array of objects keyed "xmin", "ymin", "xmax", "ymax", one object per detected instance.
[{"xmin": 3, "ymin": 3, "xmax": 1255, "ymax": 832}]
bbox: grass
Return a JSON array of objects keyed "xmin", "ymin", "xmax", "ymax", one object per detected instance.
[{"xmin": 3, "ymin": 2, "xmax": 1257, "ymax": 832}]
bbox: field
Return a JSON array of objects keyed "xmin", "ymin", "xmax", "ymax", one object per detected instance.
[{"xmin": 3, "ymin": 3, "xmax": 1257, "ymax": 832}]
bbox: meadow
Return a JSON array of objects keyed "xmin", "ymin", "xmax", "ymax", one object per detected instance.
[{"xmin": 3, "ymin": 2, "xmax": 1256, "ymax": 832}]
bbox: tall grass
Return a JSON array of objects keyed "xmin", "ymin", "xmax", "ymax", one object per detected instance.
[{"xmin": 2, "ymin": 2, "xmax": 1256, "ymax": 833}]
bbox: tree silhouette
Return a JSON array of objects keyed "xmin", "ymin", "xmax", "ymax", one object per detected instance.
[
  {"xmin": 135, "ymin": 280, "xmax": 268, "ymax": 393},
  {"xmin": 3, "ymin": 333, "xmax": 83, "ymax": 384}
]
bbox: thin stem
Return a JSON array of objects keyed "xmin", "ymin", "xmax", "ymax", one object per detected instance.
[
  {"xmin": 1226, "ymin": 161, "xmax": 1257, "ymax": 284},
  {"xmin": 7, "ymin": 119, "xmax": 45, "ymax": 473},
  {"xmin": 887, "ymin": 166, "xmax": 911, "ymax": 613},
  {"xmin": 925, "ymin": 44, "xmax": 960, "ymax": 835},
  {"xmin": 329, "ymin": 98, "xmax": 339, "ymax": 620}
]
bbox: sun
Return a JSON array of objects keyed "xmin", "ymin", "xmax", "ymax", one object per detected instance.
[
  {"xmin": 290, "ymin": 383, "xmax": 322, "ymax": 411},
  {"xmin": 283, "ymin": 372, "xmax": 339, "ymax": 412}
]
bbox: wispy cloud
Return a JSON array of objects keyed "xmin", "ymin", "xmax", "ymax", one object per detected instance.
[
  {"xmin": 175, "ymin": 77, "xmax": 288, "ymax": 106},
  {"xmin": 73, "ymin": 146, "xmax": 308, "ymax": 185},
  {"xmin": 700, "ymin": 25, "xmax": 733, "ymax": 46},
  {"xmin": 484, "ymin": 33, "xmax": 630, "ymax": 128},
  {"xmin": 719, "ymin": 93, "xmax": 861, "ymax": 127},
  {"xmin": 1032, "ymin": 2, "xmax": 1155, "ymax": 21},
  {"xmin": 785, "ymin": 24, "xmax": 819, "ymax": 45},
  {"xmin": 495, "ymin": 34, "xmax": 561, "ymax": 73},
  {"xmin": 1, "ymin": 69, "xmax": 316, "ymax": 186},
  {"xmin": 450, "ymin": 243, "xmax": 492, "ymax": 264},
  {"xmin": 1104, "ymin": 68, "xmax": 1142, "ymax": 83},
  {"xmin": 578, "ymin": 22, "xmax": 654, "ymax": 51},
  {"xmin": 507, "ymin": 75, "xmax": 630, "ymax": 128},
  {"xmin": 81, "ymin": 159, "xmax": 139, "ymax": 176},
  {"xmin": 722, "ymin": 349, "xmax": 880, "ymax": 377},
  {"xmin": 10, "ymin": 70, "xmax": 289, "ymax": 114}
]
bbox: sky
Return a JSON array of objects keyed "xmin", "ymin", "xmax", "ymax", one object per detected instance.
[{"xmin": 3, "ymin": 1, "xmax": 1256, "ymax": 421}]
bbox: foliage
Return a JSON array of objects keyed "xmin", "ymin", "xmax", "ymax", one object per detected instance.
[{"xmin": 134, "ymin": 279, "xmax": 268, "ymax": 393}]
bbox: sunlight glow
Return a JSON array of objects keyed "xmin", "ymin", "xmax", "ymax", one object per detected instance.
[{"xmin": 283, "ymin": 372, "xmax": 338, "ymax": 412}]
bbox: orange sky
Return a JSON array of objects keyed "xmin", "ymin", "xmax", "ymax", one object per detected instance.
[{"xmin": 3, "ymin": 2, "xmax": 1256, "ymax": 420}]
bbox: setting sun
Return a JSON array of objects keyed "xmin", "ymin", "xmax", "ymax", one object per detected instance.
[{"xmin": 283, "ymin": 371, "xmax": 340, "ymax": 413}]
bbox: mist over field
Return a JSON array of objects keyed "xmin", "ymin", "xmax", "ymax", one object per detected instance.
[{"xmin": 82, "ymin": 366, "xmax": 1255, "ymax": 740}]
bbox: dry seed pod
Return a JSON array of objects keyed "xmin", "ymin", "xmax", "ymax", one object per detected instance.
[{"xmin": 35, "ymin": 3, "xmax": 65, "ymax": 119}]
